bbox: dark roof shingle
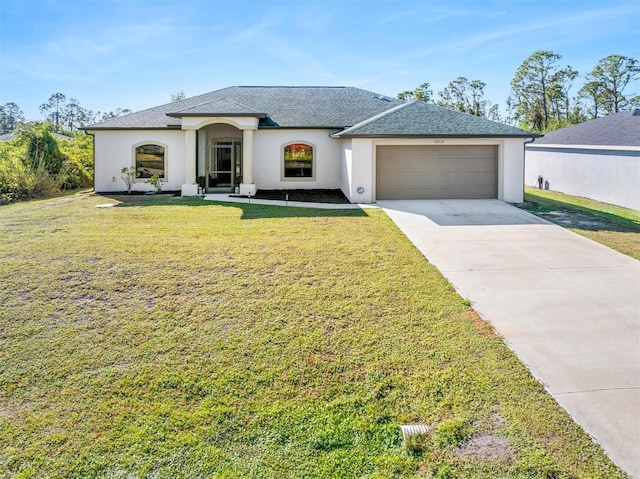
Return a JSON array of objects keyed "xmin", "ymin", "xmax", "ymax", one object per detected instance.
[
  {"xmin": 83, "ymin": 86, "xmax": 537, "ymax": 138},
  {"xmin": 84, "ymin": 86, "xmax": 402, "ymax": 129},
  {"xmin": 532, "ymin": 109, "xmax": 640, "ymax": 147},
  {"xmin": 333, "ymin": 101, "xmax": 536, "ymax": 137},
  {"xmin": 167, "ymin": 98, "xmax": 265, "ymax": 117}
]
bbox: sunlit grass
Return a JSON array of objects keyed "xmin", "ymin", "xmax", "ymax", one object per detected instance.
[
  {"xmin": 522, "ymin": 187, "xmax": 640, "ymax": 260},
  {"xmin": 0, "ymin": 192, "xmax": 626, "ymax": 478}
]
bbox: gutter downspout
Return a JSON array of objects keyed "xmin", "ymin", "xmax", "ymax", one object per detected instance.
[
  {"xmin": 522, "ymin": 137, "xmax": 536, "ymax": 202},
  {"xmin": 84, "ymin": 130, "xmax": 96, "ymax": 193}
]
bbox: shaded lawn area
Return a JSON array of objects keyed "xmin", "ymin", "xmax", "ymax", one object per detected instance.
[
  {"xmin": 520, "ymin": 187, "xmax": 640, "ymax": 260},
  {"xmin": 0, "ymin": 193, "xmax": 626, "ymax": 478}
]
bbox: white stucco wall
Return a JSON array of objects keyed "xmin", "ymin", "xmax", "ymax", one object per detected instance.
[
  {"xmin": 340, "ymin": 137, "xmax": 527, "ymax": 203},
  {"xmin": 94, "ymin": 130, "xmax": 187, "ymax": 192},
  {"xmin": 340, "ymin": 139, "xmax": 353, "ymax": 201},
  {"xmin": 94, "ymin": 127, "xmax": 528, "ymax": 203},
  {"xmin": 501, "ymin": 138, "xmax": 526, "ymax": 203},
  {"xmin": 342, "ymin": 139, "xmax": 375, "ymax": 203},
  {"xmin": 525, "ymin": 145, "xmax": 640, "ymax": 210},
  {"xmin": 252, "ymin": 129, "xmax": 341, "ymax": 190}
]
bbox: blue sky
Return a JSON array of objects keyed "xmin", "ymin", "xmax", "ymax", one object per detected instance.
[{"xmin": 1, "ymin": 0, "xmax": 639, "ymax": 121}]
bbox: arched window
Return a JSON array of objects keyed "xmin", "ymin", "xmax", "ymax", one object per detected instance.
[
  {"xmin": 135, "ymin": 144, "xmax": 165, "ymax": 178},
  {"xmin": 283, "ymin": 143, "xmax": 314, "ymax": 179}
]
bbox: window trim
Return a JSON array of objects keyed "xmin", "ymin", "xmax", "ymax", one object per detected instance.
[
  {"xmin": 132, "ymin": 141, "xmax": 168, "ymax": 181},
  {"xmin": 281, "ymin": 141, "xmax": 316, "ymax": 181}
]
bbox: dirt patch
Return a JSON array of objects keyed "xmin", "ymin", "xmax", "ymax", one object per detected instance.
[
  {"xmin": 537, "ymin": 210, "xmax": 613, "ymax": 229},
  {"xmin": 519, "ymin": 201, "xmax": 639, "ymax": 233},
  {"xmin": 467, "ymin": 310, "xmax": 499, "ymax": 339},
  {"xmin": 455, "ymin": 433, "xmax": 515, "ymax": 462},
  {"xmin": 254, "ymin": 189, "xmax": 350, "ymax": 204}
]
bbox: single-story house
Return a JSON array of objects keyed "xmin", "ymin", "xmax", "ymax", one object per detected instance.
[
  {"xmin": 85, "ymin": 86, "xmax": 536, "ymax": 203},
  {"xmin": 525, "ymin": 109, "xmax": 640, "ymax": 210}
]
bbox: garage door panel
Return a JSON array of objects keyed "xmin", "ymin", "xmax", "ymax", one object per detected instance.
[
  {"xmin": 376, "ymin": 145, "xmax": 497, "ymax": 200},
  {"xmin": 377, "ymin": 184, "xmax": 496, "ymax": 200},
  {"xmin": 379, "ymin": 158, "xmax": 495, "ymax": 175},
  {"xmin": 378, "ymin": 145, "xmax": 495, "ymax": 159},
  {"xmin": 380, "ymin": 172, "xmax": 496, "ymax": 189}
]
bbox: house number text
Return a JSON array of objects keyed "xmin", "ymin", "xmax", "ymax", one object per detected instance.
[{"xmin": 433, "ymin": 138, "xmax": 445, "ymax": 144}]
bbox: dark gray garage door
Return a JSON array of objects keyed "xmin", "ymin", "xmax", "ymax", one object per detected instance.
[{"xmin": 376, "ymin": 145, "xmax": 498, "ymax": 200}]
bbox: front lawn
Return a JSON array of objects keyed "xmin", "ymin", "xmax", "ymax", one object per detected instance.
[
  {"xmin": 0, "ymin": 193, "xmax": 626, "ymax": 478},
  {"xmin": 520, "ymin": 187, "xmax": 640, "ymax": 260}
]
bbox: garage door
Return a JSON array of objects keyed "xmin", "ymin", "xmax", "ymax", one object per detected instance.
[{"xmin": 376, "ymin": 145, "xmax": 498, "ymax": 200}]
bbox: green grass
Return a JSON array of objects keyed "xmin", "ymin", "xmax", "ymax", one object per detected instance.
[
  {"xmin": 0, "ymin": 192, "xmax": 627, "ymax": 478},
  {"xmin": 521, "ymin": 187, "xmax": 640, "ymax": 260}
]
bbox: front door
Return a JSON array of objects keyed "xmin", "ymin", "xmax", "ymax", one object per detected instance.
[{"xmin": 207, "ymin": 141, "xmax": 241, "ymax": 191}]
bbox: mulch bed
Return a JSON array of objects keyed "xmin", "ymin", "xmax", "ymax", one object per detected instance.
[{"xmin": 253, "ymin": 189, "xmax": 350, "ymax": 204}]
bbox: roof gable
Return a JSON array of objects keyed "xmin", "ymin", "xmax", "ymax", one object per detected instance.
[
  {"xmin": 166, "ymin": 98, "xmax": 265, "ymax": 117},
  {"xmin": 333, "ymin": 101, "xmax": 536, "ymax": 138},
  {"xmin": 533, "ymin": 109, "xmax": 640, "ymax": 147}
]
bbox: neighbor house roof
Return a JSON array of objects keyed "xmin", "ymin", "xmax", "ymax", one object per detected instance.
[
  {"xmin": 531, "ymin": 109, "xmax": 640, "ymax": 147},
  {"xmin": 83, "ymin": 85, "xmax": 536, "ymax": 138},
  {"xmin": 332, "ymin": 101, "xmax": 537, "ymax": 138}
]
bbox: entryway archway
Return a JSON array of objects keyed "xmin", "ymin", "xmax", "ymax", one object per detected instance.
[{"xmin": 198, "ymin": 123, "xmax": 243, "ymax": 193}]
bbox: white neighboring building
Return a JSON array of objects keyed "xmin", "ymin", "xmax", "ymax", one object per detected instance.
[
  {"xmin": 84, "ymin": 86, "xmax": 536, "ymax": 203},
  {"xmin": 525, "ymin": 110, "xmax": 640, "ymax": 210}
]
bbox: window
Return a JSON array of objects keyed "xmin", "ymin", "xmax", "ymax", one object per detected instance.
[
  {"xmin": 135, "ymin": 144, "xmax": 165, "ymax": 178},
  {"xmin": 283, "ymin": 143, "xmax": 313, "ymax": 178}
]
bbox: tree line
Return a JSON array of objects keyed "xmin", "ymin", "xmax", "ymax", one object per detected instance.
[
  {"xmin": 0, "ymin": 93, "xmax": 128, "ymax": 203},
  {"xmin": 398, "ymin": 52, "xmax": 639, "ymax": 132},
  {"xmin": 0, "ymin": 89, "xmax": 191, "ymax": 135},
  {"xmin": 0, "ymin": 93, "xmax": 132, "ymax": 135},
  {"xmin": 0, "ymin": 91, "xmax": 189, "ymax": 204}
]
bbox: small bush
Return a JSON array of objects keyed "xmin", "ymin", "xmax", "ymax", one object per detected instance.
[{"xmin": 0, "ymin": 146, "xmax": 58, "ymax": 202}]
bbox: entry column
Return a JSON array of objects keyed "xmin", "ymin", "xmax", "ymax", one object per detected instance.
[
  {"xmin": 181, "ymin": 129, "xmax": 198, "ymax": 196},
  {"xmin": 240, "ymin": 128, "xmax": 256, "ymax": 196}
]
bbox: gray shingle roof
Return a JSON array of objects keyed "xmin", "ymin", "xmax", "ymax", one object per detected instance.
[
  {"xmin": 84, "ymin": 86, "xmax": 402, "ymax": 130},
  {"xmin": 333, "ymin": 101, "xmax": 536, "ymax": 137},
  {"xmin": 83, "ymin": 86, "xmax": 537, "ymax": 138},
  {"xmin": 166, "ymin": 98, "xmax": 266, "ymax": 117},
  {"xmin": 532, "ymin": 109, "xmax": 640, "ymax": 147}
]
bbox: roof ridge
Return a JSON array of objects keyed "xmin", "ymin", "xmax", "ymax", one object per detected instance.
[
  {"xmin": 332, "ymin": 101, "xmax": 415, "ymax": 137},
  {"xmin": 237, "ymin": 85, "xmax": 347, "ymax": 89},
  {"xmin": 169, "ymin": 97, "xmax": 262, "ymax": 114}
]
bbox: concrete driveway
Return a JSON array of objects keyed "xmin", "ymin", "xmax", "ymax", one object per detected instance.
[{"xmin": 379, "ymin": 199, "xmax": 640, "ymax": 478}]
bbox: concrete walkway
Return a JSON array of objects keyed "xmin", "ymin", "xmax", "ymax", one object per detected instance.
[{"xmin": 379, "ymin": 199, "xmax": 640, "ymax": 478}]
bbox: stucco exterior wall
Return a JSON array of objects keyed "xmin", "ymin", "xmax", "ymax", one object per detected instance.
[
  {"xmin": 525, "ymin": 145, "xmax": 640, "ymax": 210},
  {"xmin": 501, "ymin": 138, "xmax": 526, "ymax": 203},
  {"xmin": 94, "ymin": 127, "xmax": 527, "ymax": 203},
  {"xmin": 94, "ymin": 130, "xmax": 187, "ymax": 192},
  {"xmin": 252, "ymin": 129, "xmax": 341, "ymax": 190},
  {"xmin": 343, "ymin": 137, "xmax": 526, "ymax": 203},
  {"xmin": 340, "ymin": 139, "xmax": 353, "ymax": 201},
  {"xmin": 345, "ymin": 139, "xmax": 375, "ymax": 203}
]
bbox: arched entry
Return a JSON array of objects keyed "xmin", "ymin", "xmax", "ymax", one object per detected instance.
[{"xmin": 198, "ymin": 123, "xmax": 243, "ymax": 192}]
